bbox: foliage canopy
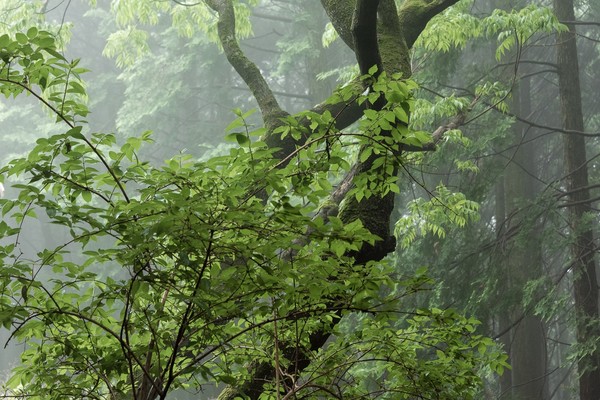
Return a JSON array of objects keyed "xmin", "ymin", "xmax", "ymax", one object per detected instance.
[{"xmin": 0, "ymin": 21, "xmax": 509, "ymax": 400}]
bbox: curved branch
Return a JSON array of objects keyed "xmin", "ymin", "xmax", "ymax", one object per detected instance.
[
  {"xmin": 205, "ymin": 0, "xmax": 288, "ymax": 130},
  {"xmin": 398, "ymin": 0, "xmax": 461, "ymax": 49},
  {"xmin": 320, "ymin": 0, "xmax": 355, "ymax": 50},
  {"xmin": 0, "ymin": 78, "xmax": 129, "ymax": 203}
]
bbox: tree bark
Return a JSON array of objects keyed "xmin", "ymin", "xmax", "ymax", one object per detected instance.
[{"xmin": 554, "ymin": 1, "xmax": 600, "ymax": 399}]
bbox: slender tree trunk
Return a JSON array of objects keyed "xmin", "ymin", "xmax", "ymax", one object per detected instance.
[
  {"xmin": 554, "ymin": 1, "xmax": 600, "ymax": 399},
  {"xmin": 495, "ymin": 179, "xmax": 514, "ymax": 398}
]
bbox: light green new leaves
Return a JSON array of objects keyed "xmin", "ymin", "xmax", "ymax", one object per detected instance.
[
  {"xmin": 102, "ymin": 25, "xmax": 150, "ymax": 68},
  {"xmin": 110, "ymin": 0, "xmax": 169, "ymax": 26},
  {"xmin": 395, "ymin": 184, "xmax": 480, "ymax": 248},
  {"xmin": 486, "ymin": 5, "xmax": 567, "ymax": 60},
  {"xmin": 416, "ymin": 3, "xmax": 566, "ymax": 60},
  {"xmin": 411, "ymin": 95, "xmax": 470, "ymax": 130},
  {"xmin": 102, "ymin": 0, "xmax": 257, "ymax": 67},
  {"xmin": 0, "ymin": 30, "xmax": 88, "ymax": 124},
  {"xmin": 321, "ymin": 21, "xmax": 338, "ymax": 48}
]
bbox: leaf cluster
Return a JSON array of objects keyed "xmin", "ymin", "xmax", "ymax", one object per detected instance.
[
  {"xmin": 395, "ymin": 184, "xmax": 480, "ymax": 249},
  {"xmin": 416, "ymin": 3, "xmax": 566, "ymax": 61},
  {"xmin": 0, "ymin": 29, "xmax": 88, "ymax": 124}
]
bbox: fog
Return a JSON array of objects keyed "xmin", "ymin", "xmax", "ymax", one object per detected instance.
[{"xmin": 1, "ymin": 1, "xmax": 599, "ymax": 399}]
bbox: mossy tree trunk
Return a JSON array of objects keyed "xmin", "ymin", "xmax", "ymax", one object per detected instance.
[{"xmin": 202, "ymin": 0, "xmax": 460, "ymax": 398}]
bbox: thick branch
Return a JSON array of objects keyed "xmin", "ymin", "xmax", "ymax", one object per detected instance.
[
  {"xmin": 217, "ymin": 3, "xmax": 393, "ymax": 399},
  {"xmin": 322, "ymin": 0, "xmax": 409, "ymax": 76},
  {"xmin": 352, "ymin": 0, "xmax": 382, "ymax": 76},
  {"xmin": 206, "ymin": 0, "xmax": 288, "ymax": 130},
  {"xmin": 320, "ymin": 0, "xmax": 356, "ymax": 50},
  {"xmin": 322, "ymin": 0, "xmax": 458, "ymax": 75},
  {"xmin": 397, "ymin": 0, "xmax": 461, "ymax": 49}
]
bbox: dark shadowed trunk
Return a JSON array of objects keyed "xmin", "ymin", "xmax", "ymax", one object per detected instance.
[
  {"xmin": 207, "ymin": 0, "xmax": 460, "ymax": 398},
  {"xmin": 501, "ymin": 76, "xmax": 548, "ymax": 399},
  {"xmin": 554, "ymin": 0, "xmax": 600, "ymax": 399}
]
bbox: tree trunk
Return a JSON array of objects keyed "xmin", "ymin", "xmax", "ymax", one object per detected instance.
[
  {"xmin": 495, "ymin": 179, "xmax": 514, "ymax": 398},
  {"xmin": 503, "ymin": 77, "xmax": 548, "ymax": 399},
  {"xmin": 554, "ymin": 1, "xmax": 600, "ymax": 399},
  {"xmin": 209, "ymin": 1, "xmax": 460, "ymax": 398}
]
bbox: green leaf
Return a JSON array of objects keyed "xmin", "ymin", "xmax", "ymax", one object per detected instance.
[
  {"xmin": 26, "ymin": 27, "xmax": 38, "ymax": 39},
  {"xmin": 15, "ymin": 32, "xmax": 28, "ymax": 45},
  {"xmin": 368, "ymin": 64, "xmax": 378, "ymax": 75},
  {"xmin": 81, "ymin": 191, "xmax": 92, "ymax": 203}
]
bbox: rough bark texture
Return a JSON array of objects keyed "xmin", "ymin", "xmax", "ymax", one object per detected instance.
[
  {"xmin": 554, "ymin": 1, "xmax": 600, "ymax": 399},
  {"xmin": 208, "ymin": 0, "xmax": 459, "ymax": 398}
]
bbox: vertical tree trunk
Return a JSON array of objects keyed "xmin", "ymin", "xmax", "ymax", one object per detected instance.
[
  {"xmin": 554, "ymin": 1, "xmax": 600, "ymax": 399},
  {"xmin": 502, "ymin": 77, "xmax": 548, "ymax": 399}
]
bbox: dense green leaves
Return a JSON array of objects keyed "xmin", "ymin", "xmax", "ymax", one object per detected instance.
[
  {"xmin": 0, "ymin": 27, "xmax": 506, "ymax": 400},
  {"xmin": 0, "ymin": 30, "xmax": 88, "ymax": 124}
]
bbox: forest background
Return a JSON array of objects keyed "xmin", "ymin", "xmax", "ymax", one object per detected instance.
[{"xmin": 0, "ymin": 0, "xmax": 598, "ymax": 399}]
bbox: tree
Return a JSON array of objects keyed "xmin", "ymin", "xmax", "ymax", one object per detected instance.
[
  {"xmin": 0, "ymin": 1, "xmax": 525, "ymax": 399},
  {"xmin": 554, "ymin": 0, "xmax": 600, "ymax": 398},
  {"xmin": 500, "ymin": 76, "xmax": 548, "ymax": 400},
  {"xmin": 384, "ymin": 0, "xmax": 600, "ymax": 398}
]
